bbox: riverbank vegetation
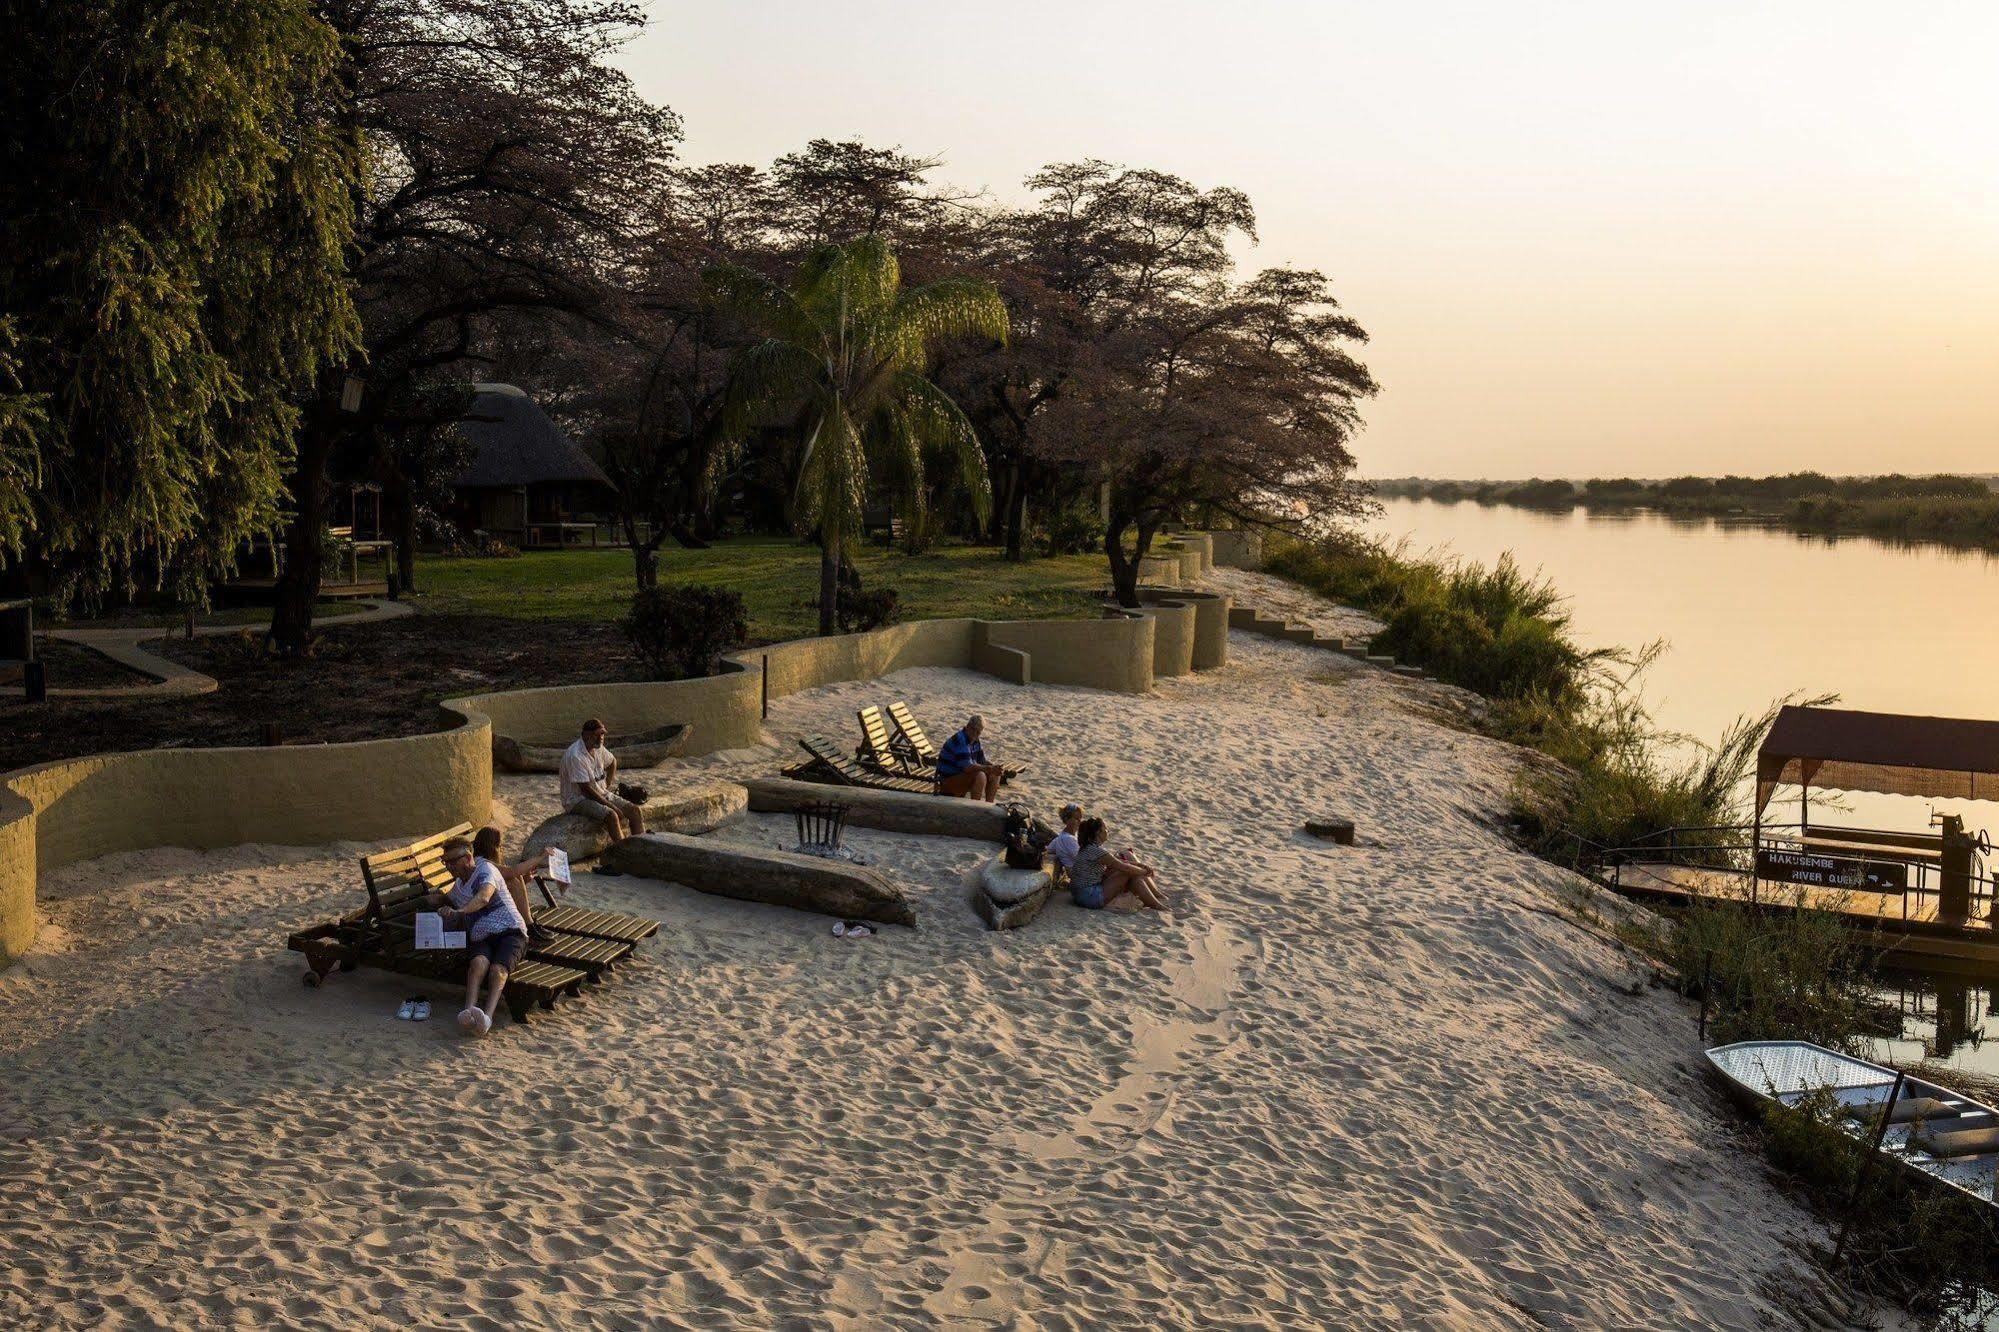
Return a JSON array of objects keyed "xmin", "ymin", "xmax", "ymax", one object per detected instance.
[
  {"xmin": 1270, "ymin": 527, "xmax": 1999, "ymax": 1321},
  {"xmin": 1372, "ymin": 473, "xmax": 1999, "ymax": 552}
]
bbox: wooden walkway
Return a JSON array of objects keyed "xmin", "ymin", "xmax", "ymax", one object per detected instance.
[{"xmin": 1610, "ymin": 859, "xmax": 1999, "ymax": 976}]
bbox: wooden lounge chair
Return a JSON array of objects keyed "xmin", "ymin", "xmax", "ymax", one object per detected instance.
[
  {"xmin": 857, "ymin": 704, "xmax": 933, "ymax": 779},
  {"xmin": 788, "ymin": 735, "xmax": 935, "ymax": 794},
  {"xmin": 286, "ymin": 825, "xmax": 657, "ymax": 1024},
  {"xmin": 885, "ymin": 701, "xmax": 1025, "ymax": 783}
]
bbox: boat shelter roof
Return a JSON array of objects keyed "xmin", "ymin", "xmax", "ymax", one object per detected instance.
[{"xmin": 1756, "ymin": 705, "xmax": 1999, "ymax": 813}]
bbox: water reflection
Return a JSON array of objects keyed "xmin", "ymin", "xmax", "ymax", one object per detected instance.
[{"xmin": 1870, "ymin": 970, "xmax": 1999, "ymax": 1079}]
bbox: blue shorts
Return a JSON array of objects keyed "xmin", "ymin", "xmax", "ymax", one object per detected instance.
[
  {"xmin": 1072, "ymin": 882, "xmax": 1107, "ymax": 910},
  {"xmin": 470, "ymin": 930, "xmax": 528, "ymax": 971}
]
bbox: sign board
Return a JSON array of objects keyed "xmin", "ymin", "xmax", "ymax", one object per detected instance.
[{"xmin": 1755, "ymin": 848, "xmax": 1909, "ymax": 894}]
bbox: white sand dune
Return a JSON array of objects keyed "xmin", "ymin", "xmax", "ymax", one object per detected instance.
[{"xmin": 0, "ymin": 572, "xmax": 1887, "ymax": 1329}]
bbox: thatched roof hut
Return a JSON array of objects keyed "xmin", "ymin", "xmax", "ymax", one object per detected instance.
[{"xmin": 450, "ymin": 384, "xmax": 613, "ymax": 546}]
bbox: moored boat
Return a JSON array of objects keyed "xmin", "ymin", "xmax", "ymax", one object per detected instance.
[{"xmin": 1705, "ymin": 1040, "xmax": 1999, "ymax": 1208}]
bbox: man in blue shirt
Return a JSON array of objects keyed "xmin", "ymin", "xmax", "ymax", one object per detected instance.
[{"xmin": 935, "ymin": 714, "xmax": 1005, "ymax": 802}]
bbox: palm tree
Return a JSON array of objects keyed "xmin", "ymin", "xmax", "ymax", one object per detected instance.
[{"xmin": 707, "ymin": 234, "xmax": 1007, "ymax": 634}]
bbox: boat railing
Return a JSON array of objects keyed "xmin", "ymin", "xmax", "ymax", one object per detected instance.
[{"xmin": 1576, "ymin": 825, "xmax": 1999, "ymax": 925}]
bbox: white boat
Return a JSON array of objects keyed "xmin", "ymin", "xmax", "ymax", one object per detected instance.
[{"xmin": 1705, "ymin": 1040, "xmax": 1999, "ymax": 1207}]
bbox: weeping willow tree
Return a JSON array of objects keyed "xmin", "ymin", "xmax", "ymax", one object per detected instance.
[
  {"xmin": 0, "ymin": 0, "xmax": 358, "ymax": 608},
  {"xmin": 707, "ymin": 235, "xmax": 1007, "ymax": 634}
]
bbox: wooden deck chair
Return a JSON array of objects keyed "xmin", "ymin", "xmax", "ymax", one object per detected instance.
[
  {"xmin": 885, "ymin": 701, "xmax": 1026, "ymax": 783},
  {"xmin": 857, "ymin": 704, "xmax": 933, "ymax": 779},
  {"xmin": 789, "ymin": 735, "xmax": 934, "ymax": 794},
  {"xmin": 287, "ymin": 825, "xmax": 653, "ymax": 1023}
]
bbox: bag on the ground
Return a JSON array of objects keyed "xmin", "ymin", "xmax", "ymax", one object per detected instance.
[
  {"xmin": 617, "ymin": 781, "xmax": 650, "ymax": 805},
  {"xmin": 1002, "ymin": 804, "xmax": 1042, "ymax": 871}
]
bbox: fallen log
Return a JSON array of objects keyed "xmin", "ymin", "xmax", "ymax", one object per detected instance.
[
  {"xmin": 745, "ymin": 777, "xmax": 1053, "ymax": 843},
  {"xmin": 495, "ymin": 723, "xmax": 689, "ymax": 774},
  {"xmin": 603, "ymin": 831, "xmax": 916, "ymax": 927},
  {"xmin": 522, "ymin": 783, "xmax": 748, "ymax": 864}
]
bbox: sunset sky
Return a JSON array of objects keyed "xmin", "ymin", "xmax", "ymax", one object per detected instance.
[{"xmin": 623, "ymin": 2, "xmax": 1999, "ymax": 478}]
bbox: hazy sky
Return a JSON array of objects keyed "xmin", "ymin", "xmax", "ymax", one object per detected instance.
[{"xmin": 620, "ymin": 2, "xmax": 1999, "ymax": 478}]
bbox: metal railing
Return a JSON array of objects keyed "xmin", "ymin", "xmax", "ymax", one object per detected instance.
[{"xmin": 1567, "ymin": 820, "xmax": 1999, "ymax": 925}]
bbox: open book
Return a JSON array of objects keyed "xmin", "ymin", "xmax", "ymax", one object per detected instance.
[{"xmin": 414, "ymin": 911, "xmax": 467, "ymax": 950}]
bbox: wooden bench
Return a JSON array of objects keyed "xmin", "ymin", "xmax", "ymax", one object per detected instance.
[{"xmin": 286, "ymin": 824, "xmax": 659, "ymax": 1025}]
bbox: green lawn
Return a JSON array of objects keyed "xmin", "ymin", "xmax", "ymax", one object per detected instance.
[{"xmin": 407, "ymin": 538, "xmax": 1112, "ymax": 639}]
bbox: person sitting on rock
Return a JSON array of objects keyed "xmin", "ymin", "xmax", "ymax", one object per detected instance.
[
  {"xmin": 1070, "ymin": 817, "xmax": 1167, "ymax": 912},
  {"xmin": 428, "ymin": 836, "xmax": 531, "ymax": 1036},
  {"xmin": 473, "ymin": 826, "xmax": 552, "ymax": 943},
  {"xmin": 559, "ymin": 718, "xmax": 645, "ymax": 841},
  {"xmin": 934, "ymin": 714, "xmax": 1005, "ymax": 802},
  {"xmin": 1045, "ymin": 804, "xmax": 1083, "ymax": 883}
]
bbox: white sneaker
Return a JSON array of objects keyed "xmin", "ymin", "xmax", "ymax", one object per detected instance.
[
  {"xmin": 474, "ymin": 1009, "xmax": 492, "ymax": 1037},
  {"xmin": 456, "ymin": 1007, "xmax": 483, "ymax": 1035},
  {"xmin": 396, "ymin": 998, "xmax": 416, "ymax": 1020},
  {"xmin": 411, "ymin": 998, "xmax": 431, "ymax": 1022},
  {"xmin": 831, "ymin": 921, "xmax": 848, "ymax": 937}
]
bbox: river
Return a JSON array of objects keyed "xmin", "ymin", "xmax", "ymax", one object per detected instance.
[{"xmin": 1368, "ymin": 498, "xmax": 1999, "ymax": 1076}]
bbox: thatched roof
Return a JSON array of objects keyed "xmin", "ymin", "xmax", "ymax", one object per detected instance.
[{"xmin": 451, "ymin": 384, "xmax": 611, "ymax": 490}]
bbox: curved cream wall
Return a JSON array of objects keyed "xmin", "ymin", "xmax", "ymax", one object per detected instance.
[
  {"xmin": 0, "ymin": 707, "xmax": 492, "ymax": 968},
  {"xmin": 0, "ymin": 533, "xmax": 1246, "ymax": 969}
]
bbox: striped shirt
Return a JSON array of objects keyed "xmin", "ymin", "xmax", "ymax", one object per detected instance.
[
  {"xmin": 449, "ymin": 858, "xmax": 527, "ymax": 941},
  {"xmin": 935, "ymin": 729, "xmax": 986, "ymax": 778}
]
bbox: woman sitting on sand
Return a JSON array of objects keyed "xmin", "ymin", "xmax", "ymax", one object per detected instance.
[
  {"xmin": 473, "ymin": 826, "xmax": 553, "ymax": 941},
  {"xmin": 1069, "ymin": 817, "xmax": 1167, "ymax": 911}
]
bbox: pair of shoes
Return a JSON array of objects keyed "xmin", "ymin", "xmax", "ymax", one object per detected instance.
[
  {"xmin": 396, "ymin": 996, "xmax": 432, "ymax": 1021},
  {"xmin": 831, "ymin": 921, "xmax": 874, "ymax": 939},
  {"xmin": 456, "ymin": 1007, "xmax": 491, "ymax": 1037}
]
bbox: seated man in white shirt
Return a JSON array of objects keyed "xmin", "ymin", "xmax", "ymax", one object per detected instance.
[
  {"xmin": 1045, "ymin": 804, "xmax": 1083, "ymax": 883},
  {"xmin": 558, "ymin": 718, "xmax": 646, "ymax": 842}
]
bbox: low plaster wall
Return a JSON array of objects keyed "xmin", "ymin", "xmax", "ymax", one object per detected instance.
[
  {"xmin": 458, "ymin": 670, "xmax": 763, "ymax": 757},
  {"xmin": 0, "ymin": 707, "xmax": 492, "ymax": 968},
  {"xmin": 0, "ymin": 536, "xmax": 1249, "ymax": 969},
  {"xmin": 978, "ymin": 615, "xmax": 1155, "ymax": 694},
  {"xmin": 1210, "ymin": 529, "xmax": 1262, "ymax": 569},
  {"xmin": 1136, "ymin": 554, "xmax": 1181, "ymax": 586}
]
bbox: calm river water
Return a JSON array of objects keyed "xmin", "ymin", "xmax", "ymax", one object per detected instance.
[{"xmin": 1368, "ymin": 498, "xmax": 1999, "ymax": 1075}]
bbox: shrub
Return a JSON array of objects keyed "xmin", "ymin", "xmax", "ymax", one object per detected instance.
[
  {"xmin": 622, "ymin": 584, "xmax": 747, "ymax": 681},
  {"xmin": 1037, "ymin": 502, "xmax": 1102, "ymax": 557},
  {"xmin": 836, "ymin": 563, "xmax": 899, "ymax": 633}
]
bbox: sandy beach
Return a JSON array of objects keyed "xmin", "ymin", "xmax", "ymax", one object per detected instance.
[{"xmin": 0, "ymin": 571, "xmax": 1871, "ymax": 1329}]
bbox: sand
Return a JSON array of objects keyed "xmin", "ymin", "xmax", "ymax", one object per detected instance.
[{"xmin": 0, "ymin": 569, "xmax": 1888, "ymax": 1329}]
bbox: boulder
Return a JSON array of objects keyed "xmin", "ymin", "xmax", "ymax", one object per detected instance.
[
  {"xmin": 744, "ymin": 777, "xmax": 1054, "ymax": 843},
  {"xmin": 979, "ymin": 854, "xmax": 1050, "ymax": 904},
  {"xmin": 495, "ymin": 723, "xmax": 689, "ymax": 774},
  {"xmin": 523, "ymin": 811, "xmax": 615, "ymax": 865},
  {"xmin": 974, "ymin": 854, "xmax": 1056, "ymax": 931},
  {"xmin": 522, "ymin": 782, "xmax": 747, "ymax": 864},
  {"xmin": 603, "ymin": 831, "xmax": 915, "ymax": 927}
]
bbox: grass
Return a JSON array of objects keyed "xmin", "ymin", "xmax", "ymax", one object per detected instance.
[{"xmin": 405, "ymin": 538, "xmax": 1110, "ymax": 639}]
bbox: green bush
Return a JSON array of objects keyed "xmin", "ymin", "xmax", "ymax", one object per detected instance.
[
  {"xmin": 1037, "ymin": 502, "xmax": 1102, "ymax": 557},
  {"xmin": 836, "ymin": 563, "xmax": 899, "ymax": 633},
  {"xmin": 622, "ymin": 584, "xmax": 747, "ymax": 680}
]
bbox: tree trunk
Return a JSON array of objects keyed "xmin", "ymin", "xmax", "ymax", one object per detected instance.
[
  {"xmin": 1003, "ymin": 468, "xmax": 1029, "ymax": 562},
  {"xmin": 632, "ymin": 541, "xmax": 659, "ymax": 590},
  {"xmin": 382, "ymin": 470, "xmax": 418, "ymax": 595},
  {"xmin": 818, "ymin": 533, "xmax": 841, "ymax": 636},
  {"xmin": 1104, "ymin": 518, "xmax": 1139, "ymax": 608},
  {"xmin": 267, "ymin": 411, "xmax": 334, "ymax": 656}
]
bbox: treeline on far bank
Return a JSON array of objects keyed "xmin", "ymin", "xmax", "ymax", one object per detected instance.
[{"xmin": 1374, "ymin": 472, "xmax": 1999, "ymax": 550}]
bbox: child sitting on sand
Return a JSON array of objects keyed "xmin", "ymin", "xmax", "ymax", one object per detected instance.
[
  {"xmin": 1045, "ymin": 804, "xmax": 1083, "ymax": 883},
  {"xmin": 1069, "ymin": 817, "xmax": 1167, "ymax": 911}
]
